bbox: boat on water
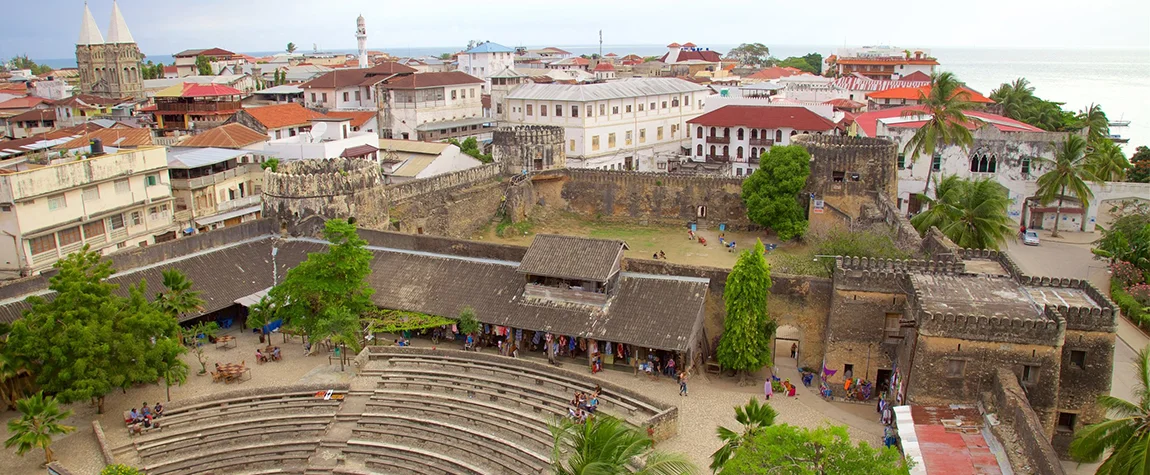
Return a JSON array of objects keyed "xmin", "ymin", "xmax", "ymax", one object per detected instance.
[
  {"xmin": 1107, "ymin": 134, "xmax": 1130, "ymax": 144},
  {"xmin": 1108, "ymin": 119, "xmax": 1132, "ymax": 144},
  {"xmin": 1109, "ymin": 120, "xmax": 1131, "ymax": 127}
]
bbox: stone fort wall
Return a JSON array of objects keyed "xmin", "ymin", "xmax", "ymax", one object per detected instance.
[
  {"xmin": 492, "ymin": 126, "xmax": 566, "ymax": 174},
  {"xmin": 263, "ymin": 158, "xmax": 387, "ymax": 233}
]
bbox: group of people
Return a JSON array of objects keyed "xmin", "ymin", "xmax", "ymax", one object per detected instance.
[
  {"xmin": 255, "ymin": 346, "xmax": 282, "ymax": 364},
  {"xmin": 650, "ymin": 250, "xmax": 668, "ymax": 260},
  {"xmin": 125, "ymin": 402, "xmax": 164, "ymax": 434},
  {"xmin": 568, "ymin": 386, "xmax": 602, "ymax": 423},
  {"xmin": 687, "ymin": 230, "xmax": 738, "ymax": 252},
  {"xmin": 844, "ymin": 378, "xmax": 874, "ymax": 401},
  {"xmin": 764, "ymin": 375, "xmax": 798, "ymax": 400}
]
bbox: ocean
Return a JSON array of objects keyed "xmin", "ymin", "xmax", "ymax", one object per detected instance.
[{"xmin": 36, "ymin": 45, "xmax": 1149, "ymax": 149}]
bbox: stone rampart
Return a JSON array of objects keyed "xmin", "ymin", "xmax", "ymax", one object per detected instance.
[
  {"xmin": 1046, "ymin": 304, "xmax": 1117, "ymax": 333},
  {"xmin": 985, "ymin": 368, "xmax": 1066, "ymax": 475},
  {"xmin": 917, "ymin": 310, "xmax": 1064, "ymax": 346},
  {"xmin": 796, "ymin": 134, "xmax": 898, "ymax": 201},
  {"xmin": 263, "ymin": 158, "xmax": 388, "ymax": 232},
  {"xmin": 923, "ymin": 227, "xmax": 962, "ymax": 261},
  {"xmin": 493, "ymin": 126, "xmax": 566, "ymax": 173},
  {"xmin": 560, "ymin": 169, "xmax": 751, "ymax": 229},
  {"xmin": 835, "ymin": 256, "xmax": 965, "ymax": 274},
  {"xmin": 385, "ymin": 163, "xmax": 502, "ymax": 203}
]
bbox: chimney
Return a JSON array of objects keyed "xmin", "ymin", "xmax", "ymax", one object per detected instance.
[{"xmin": 90, "ymin": 138, "xmax": 105, "ymax": 156}]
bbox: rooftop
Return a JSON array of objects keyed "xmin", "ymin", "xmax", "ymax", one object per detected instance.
[
  {"xmin": 866, "ymin": 85, "xmax": 994, "ymax": 103},
  {"xmin": 167, "ymin": 147, "xmax": 249, "ymax": 169},
  {"xmin": 155, "ymin": 83, "xmax": 243, "ymax": 98},
  {"xmin": 910, "ymin": 274, "xmax": 1047, "ymax": 320},
  {"xmin": 687, "ymin": 105, "xmax": 837, "ymax": 131},
  {"xmin": 53, "ymin": 128, "xmax": 152, "ymax": 150},
  {"xmin": 177, "ymin": 123, "xmax": 267, "ymax": 148},
  {"xmin": 243, "ymin": 103, "xmax": 326, "ymax": 130},
  {"xmin": 324, "ymin": 111, "xmax": 376, "ymax": 128},
  {"xmin": 173, "ymin": 47, "xmax": 237, "ymax": 58},
  {"xmin": 896, "ymin": 405, "xmax": 1005, "ymax": 475},
  {"xmin": 506, "ymin": 78, "xmax": 707, "ymax": 102},
  {"xmin": 464, "ymin": 42, "xmax": 515, "ymax": 54},
  {"xmin": 854, "ymin": 106, "xmax": 1045, "ymax": 138},
  {"xmin": 378, "ymin": 139, "xmax": 450, "ymax": 155},
  {"xmin": 382, "ymin": 71, "xmax": 484, "ymax": 90},
  {"xmin": 517, "ymin": 234, "xmax": 628, "ymax": 282}
]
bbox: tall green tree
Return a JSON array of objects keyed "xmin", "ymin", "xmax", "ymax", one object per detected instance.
[
  {"xmin": 776, "ymin": 57, "xmax": 818, "ymax": 74},
  {"xmin": 741, "ymin": 145, "xmax": 810, "ymax": 241},
  {"xmin": 4, "ymin": 391, "xmax": 75, "ymax": 466},
  {"xmin": 549, "ymin": 415, "xmax": 697, "ymax": 475},
  {"xmin": 286, "ymin": 42, "xmax": 297, "ymax": 54},
  {"xmin": 1070, "ymin": 345, "xmax": 1150, "ymax": 474},
  {"xmin": 1077, "ymin": 103, "xmax": 1110, "ymax": 144},
  {"xmin": 990, "ymin": 78, "xmax": 1035, "ymax": 121},
  {"xmin": 717, "ymin": 240, "xmax": 775, "ymax": 385},
  {"xmin": 267, "ymin": 219, "xmax": 375, "ymax": 352},
  {"xmin": 710, "ymin": 398, "xmax": 777, "ymax": 473},
  {"xmin": 100, "ymin": 465, "xmax": 143, "ymax": 475},
  {"xmin": 726, "ymin": 43, "xmax": 771, "ymax": 68},
  {"xmin": 910, "ymin": 175, "xmax": 1014, "ymax": 250},
  {"xmin": 1085, "ymin": 140, "xmax": 1132, "ymax": 182},
  {"xmin": 457, "ymin": 306, "xmax": 479, "ymax": 336},
  {"xmin": 117, "ymin": 282, "xmax": 186, "ymax": 400},
  {"xmin": 902, "ymin": 71, "xmax": 980, "ymax": 196},
  {"xmin": 154, "ymin": 269, "xmax": 204, "ymax": 321},
  {"xmin": 187, "ymin": 321, "xmax": 219, "ymax": 375},
  {"xmin": 1092, "ymin": 214, "xmax": 1150, "ymax": 271},
  {"xmin": 1034, "ymin": 134, "xmax": 1101, "ymax": 237},
  {"xmin": 194, "ymin": 55, "xmax": 212, "ymax": 76},
  {"xmin": 721, "ymin": 424, "xmax": 908, "ymax": 474},
  {"xmin": 6, "ymin": 250, "xmax": 119, "ymax": 413}
]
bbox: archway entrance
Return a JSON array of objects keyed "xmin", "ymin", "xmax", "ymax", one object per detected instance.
[{"xmin": 773, "ymin": 325, "xmax": 802, "ymax": 370}]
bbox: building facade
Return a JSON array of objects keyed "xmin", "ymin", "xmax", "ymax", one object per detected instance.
[
  {"xmin": 0, "ymin": 146, "xmax": 177, "ymax": 278},
  {"xmin": 687, "ymin": 105, "xmax": 838, "ymax": 176},
  {"xmin": 167, "ymin": 147, "xmax": 265, "ymax": 232},
  {"xmin": 457, "ymin": 42, "xmax": 516, "ymax": 92},
  {"xmin": 826, "ymin": 46, "xmax": 937, "ymax": 80},
  {"xmin": 503, "ymin": 78, "xmax": 709, "ymax": 171},
  {"xmin": 75, "ymin": 1, "xmax": 145, "ymax": 99}
]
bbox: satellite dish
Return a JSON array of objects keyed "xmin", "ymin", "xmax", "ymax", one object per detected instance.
[{"xmin": 310, "ymin": 122, "xmax": 328, "ymax": 139}]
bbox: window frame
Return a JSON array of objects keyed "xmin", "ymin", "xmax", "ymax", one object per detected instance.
[{"xmin": 946, "ymin": 358, "xmax": 966, "ymax": 378}]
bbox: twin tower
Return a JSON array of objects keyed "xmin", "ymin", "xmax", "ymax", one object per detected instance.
[{"xmin": 76, "ymin": 1, "xmax": 145, "ymax": 99}]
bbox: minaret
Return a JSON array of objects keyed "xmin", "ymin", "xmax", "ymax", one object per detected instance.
[{"xmin": 356, "ymin": 14, "xmax": 368, "ymax": 69}]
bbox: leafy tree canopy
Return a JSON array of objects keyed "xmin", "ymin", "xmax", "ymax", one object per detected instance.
[
  {"xmin": 457, "ymin": 306, "xmax": 479, "ymax": 336},
  {"xmin": 1070, "ymin": 345, "xmax": 1150, "ymax": 474},
  {"xmin": 1127, "ymin": 146, "xmax": 1150, "ymax": 183},
  {"xmin": 549, "ymin": 415, "xmax": 697, "ymax": 475},
  {"xmin": 4, "ymin": 391, "xmax": 75, "ymax": 465},
  {"xmin": 7, "ymin": 56, "xmax": 53, "ymax": 75},
  {"xmin": 711, "ymin": 398, "xmax": 778, "ymax": 472},
  {"xmin": 910, "ymin": 175, "xmax": 1014, "ymax": 250},
  {"xmin": 726, "ymin": 43, "xmax": 772, "ymax": 68},
  {"xmin": 365, "ymin": 309, "xmax": 454, "ymax": 335},
  {"xmin": 101, "ymin": 465, "xmax": 143, "ymax": 475},
  {"xmin": 717, "ymin": 240, "xmax": 775, "ymax": 383},
  {"xmin": 1034, "ymin": 134, "xmax": 1100, "ymax": 237},
  {"xmin": 774, "ymin": 55, "xmax": 821, "ymax": 75},
  {"xmin": 286, "ymin": 42, "xmax": 297, "ymax": 54},
  {"xmin": 903, "ymin": 71, "xmax": 979, "ymax": 196},
  {"xmin": 722, "ymin": 424, "xmax": 909, "ymax": 474},
  {"xmin": 741, "ymin": 145, "xmax": 810, "ymax": 240},
  {"xmin": 267, "ymin": 219, "xmax": 375, "ymax": 351},
  {"xmin": 447, "ymin": 137, "xmax": 493, "ymax": 163},
  {"xmin": 194, "ymin": 55, "xmax": 212, "ymax": 76},
  {"xmin": 1093, "ymin": 214, "xmax": 1150, "ymax": 272}
]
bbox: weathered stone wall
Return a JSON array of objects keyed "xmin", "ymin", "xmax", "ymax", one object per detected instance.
[
  {"xmin": 493, "ymin": 126, "xmax": 566, "ymax": 174},
  {"xmin": 387, "ymin": 175, "xmax": 504, "ymax": 238},
  {"xmin": 385, "ymin": 163, "xmax": 501, "ymax": 203},
  {"xmin": 822, "ymin": 286, "xmax": 904, "ymax": 395},
  {"xmin": 797, "ymin": 134, "xmax": 898, "ymax": 204},
  {"xmin": 922, "ymin": 226, "xmax": 962, "ymax": 260},
  {"xmin": 1053, "ymin": 327, "xmax": 1115, "ymax": 453},
  {"xmin": 263, "ymin": 159, "xmax": 388, "ymax": 233},
  {"xmin": 984, "ymin": 368, "xmax": 1067, "ymax": 475},
  {"xmin": 559, "ymin": 170, "xmax": 752, "ymax": 230}
]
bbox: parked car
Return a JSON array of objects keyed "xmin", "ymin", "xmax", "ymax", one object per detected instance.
[{"xmin": 1023, "ymin": 230, "xmax": 1040, "ymax": 246}]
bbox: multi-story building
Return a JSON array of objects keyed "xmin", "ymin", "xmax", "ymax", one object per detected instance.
[
  {"xmin": 0, "ymin": 146, "xmax": 178, "ymax": 278},
  {"xmin": 166, "ymin": 147, "xmax": 265, "ymax": 233},
  {"xmin": 75, "ymin": 1, "xmax": 145, "ymax": 99},
  {"xmin": 227, "ymin": 103, "xmax": 326, "ymax": 140},
  {"xmin": 172, "ymin": 48, "xmax": 246, "ymax": 77},
  {"xmin": 503, "ymin": 78, "xmax": 709, "ymax": 171},
  {"xmin": 381, "ymin": 71, "xmax": 487, "ymax": 141},
  {"xmin": 52, "ymin": 94, "xmax": 130, "ymax": 127},
  {"xmin": 825, "ymin": 46, "xmax": 937, "ymax": 80},
  {"xmin": 865, "ymin": 84, "xmax": 994, "ymax": 111},
  {"xmin": 153, "ymin": 83, "xmax": 244, "ymax": 133},
  {"xmin": 457, "ymin": 42, "xmax": 516, "ymax": 92},
  {"xmin": 298, "ymin": 63, "xmax": 417, "ymax": 111},
  {"xmin": 687, "ymin": 104, "xmax": 838, "ymax": 176}
]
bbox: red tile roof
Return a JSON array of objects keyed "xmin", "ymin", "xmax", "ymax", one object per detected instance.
[
  {"xmin": 0, "ymin": 96, "xmax": 48, "ymax": 110},
  {"xmin": 747, "ymin": 66, "xmax": 805, "ymax": 80},
  {"xmin": 604, "ymin": 53, "xmax": 618, "ymax": 57},
  {"xmin": 593, "ymin": 62, "xmax": 615, "ymax": 72},
  {"xmin": 823, "ymin": 98, "xmax": 866, "ymax": 110},
  {"xmin": 682, "ymin": 42, "xmax": 697, "ymax": 48},
  {"xmin": 244, "ymin": 103, "xmax": 326, "ymax": 129},
  {"xmin": 899, "ymin": 71, "xmax": 932, "ymax": 81},
  {"xmin": 667, "ymin": 43, "xmax": 682, "ymax": 48},
  {"xmin": 178, "ymin": 123, "xmax": 267, "ymax": 148},
  {"xmin": 323, "ymin": 111, "xmax": 376, "ymax": 128},
  {"xmin": 8, "ymin": 109, "xmax": 56, "ymax": 122},
  {"xmin": 853, "ymin": 105, "xmax": 1042, "ymax": 137},
  {"xmin": 174, "ymin": 47, "xmax": 236, "ymax": 58},
  {"xmin": 54, "ymin": 94, "xmax": 127, "ymax": 108},
  {"xmin": 660, "ymin": 50, "xmax": 722, "ymax": 64},
  {"xmin": 299, "ymin": 62, "xmax": 417, "ymax": 90},
  {"xmin": 162, "ymin": 66, "xmax": 178, "ymax": 75},
  {"xmin": 54, "ymin": 128, "xmax": 152, "ymax": 150},
  {"xmin": 867, "ymin": 85, "xmax": 993, "ymax": 103},
  {"xmin": 382, "ymin": 71, "xmax": 483, "ymax": 89},
  {"xmin": 0, "ymin": 83, "xmax": 27, "ymax": 94},
  {"xmin": 687, "ymin": 105, "xmax": 837, "ymax": 131}
]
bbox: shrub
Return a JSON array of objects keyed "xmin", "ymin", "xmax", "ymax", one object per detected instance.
[
  {"xmin": 1112, "ymin": 260, "xmax": 1146, "ymax": 288},
  {"xmin": 101, "ymin": 465, "xmax": 142, "ymax": 475},
  {"xmin": 1129, "ymin": 284, "xmax": 1150, "ymax": 307},
  {"xmin": 1112, "ymin": 281, "xmax": 1150, "ymax": 328}
]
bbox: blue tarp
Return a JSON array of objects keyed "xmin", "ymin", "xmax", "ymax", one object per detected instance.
[{"xmin": 262, "ymin": 319, "xmax": 283, "ymax": 334}]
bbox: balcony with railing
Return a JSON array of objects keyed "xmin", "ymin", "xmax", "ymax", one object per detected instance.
[
  {"xmin": 171, "ymin": 164, "xmax": 260, "ymax": 190},
  {"xmin": 217, "ymin": 194, "xmax": 261, "ymax": 213},
  {"xmin": 155, "ymin": 100, "xmax": 243, "ymax": 113},
  {"xmin": 706, "ymin": 154, "xmax": 730, "ymax": 163},
  {"xmin": 705, "ymin": 135, "xmax": 730, "ymax": 144},
  {"xmin": 748, "ymin": 138, "xmax": 774, "ymax": 147}
]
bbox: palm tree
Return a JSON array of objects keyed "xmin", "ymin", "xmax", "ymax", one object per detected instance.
[
  {"xmin": 154, "ymin": 269, "xmax": 204, "ymax": 320},
  {"xmin": 1034, "ymin": 135, "xmax": 1101, "ymax": 237},
  {"xmin": 902, "ymin": 71, "xmax": 980, "ymax": 196},
  {"xmin": 910, "ymin": 175, "xmax": 1015, "ymax": 250},
  {"xmin": 1086, "ymin": 140, "xmax": 1132, "ymax": 182},
  {"xmin": 989, "ymin": 78, "xmax": 1035, "ymax": 121},
  {"xmin": 286, "ymin": 42, "xmax": 297, "ymax": 54},
  {"xmin": 549, "ymin": 415, "xmax": 697, "ymax": 475},
  {"xmin": 1077, "ymin": 103, "xmax": 1110, "ymax": 144},
  {"xmin": 4, "ymin": 391, "xmax": 76, "ymax": 466},
  {"xmin": 710, "ymin": 398, "xmax": 778, "ymax": 473},
  {"xmin": 1070, "ymin": 345, "xmax": 1150, "ymax": 474}
]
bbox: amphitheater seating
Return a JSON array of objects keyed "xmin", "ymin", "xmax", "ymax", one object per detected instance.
[
  {"xmin": 143, "ymin": 441, "xmax": 318, "ymax": 475},
  {"xmin": 368, "ymin": 389, "xmax": 554, "ymax": 449},
  {"xmin": 356, "ymin": 411, "xmax": 549, "ymax": 472},
  {"xmin": 344, "ymin": 439, "xmax": 492, "ymax": 475},
  {"xmin": 136, "ymin": 413, "xmax": 333, "ymax": 458},
  {"xmin": 157, "ymin": 390, "xmax": 344, "ymax": 430}
]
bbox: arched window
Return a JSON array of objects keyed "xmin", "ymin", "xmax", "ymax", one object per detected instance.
[
  {"xmin": 775, "ymin": 130, "xmax": 783, "ymax": 142},
  {"xmin": 724, "ymin": 127, "xmax": 730, "ymax": 138},
  {"xmin": 988, "ymin": 155, "xmax": 997, "ymax": 173},
  {"xmin": 737, "ymin": 146, "xmax": 744, "ymax": 159},
  {"xmin": 751, "ymin": 147, "xmax": 758, "ymax": 158},
  {"xmin": 697, "ymin": 126, "xmax": 703, "ymax": 139},
  {"xmin": 723, "ymin": 145, "xmax": 729, "ymax": 157},
  {"xmin": 751, "ymin": 129, "xmax": 758, "ymax": 140},
  {"xmin": 790, "ymin": 130, "xmax": 798, "ymax": 136},
  {"xmin": 737, "ymin": 128, "xmax": 744, "ymax": 140},
  {"xmin": 697, "ymin": 144, "xmax": 703, "ymax": 156},
  {"xmin": 710, "ymin": 127, "xmax": 716, "ymax": 137},
  {"xmin": 710, "ymin": 145, "xmax": 716, "ymax": 157}
]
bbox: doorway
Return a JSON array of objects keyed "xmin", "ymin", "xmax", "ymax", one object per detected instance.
[{"xmin": 876, "ymin": 369, "xmax": 893, "ymax": 392}]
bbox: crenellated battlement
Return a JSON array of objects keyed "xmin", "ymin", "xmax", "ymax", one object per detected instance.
[
  {"xmin": 493, "ymin": 125, "xmax": 566, "ymax": 173},
  {"xmin": 263, "ymin": 158, "xmax": 381, "ymax": 199},
  {"xmin": 1045, "ymin": 304, "xmax": 1117, "ymax": 333},
  {"xmin": 385, "ymin": 163, "xmax": 501, "ymax": 203},
  {"xmin": 918, "ymin": 310, "xmax": 1065, "ymax": 346},
  {"xmin": 835, "ymin": 255, "xmax": 965, "ymax": 275}
]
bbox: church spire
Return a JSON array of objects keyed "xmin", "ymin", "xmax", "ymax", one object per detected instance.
[
  {"xmin": 106, "ymin": 0, "xmax": 135, "ymax": 44},
  {"xmin": 78, "ymin": 1, "xmax": 105, "ymax": 45}
]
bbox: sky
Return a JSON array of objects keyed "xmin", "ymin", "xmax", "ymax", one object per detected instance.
[{"xmin": 3, "ymin": 0, "xmax": 1149, "ymax": 60}]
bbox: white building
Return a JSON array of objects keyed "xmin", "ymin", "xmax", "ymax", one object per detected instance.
[
  {"xmin": 0, "ymin": 146, "xmax": 178, "ymax": 278},
  {"xmin": 457, "ymin": 42, "xmax": 516, "ymax": 92},
  {"xmin": 378, "ymin": 139, "xmax": 482, "ymax": 183},
  {"xmin": 504, "ymin": 78, "xmax": 710, "ymax": 171},
  {"xmin": 299, "ymin": 63, "xmax": 417, "ymax": 111},
  {"xmin": 854, "ymin": 106, "xmax": 1150, "ymax": 233},
  {"xmin": 828, "ymin": 46, "xmax": 937, "ymax": 80},
  {"xmin": 262, "ymin": 117, "xmax": 378, "ymax": 161},
  {"xmin": 687, "ymin": 104, "xmax": 838, "ymax": 177},
  {"xmin": 166, "ymin": 147, "xmax": 265, "ymax": 233},
  {"xmin": 383, "ymin": 71, "xmax": 487, "ymax": 141}
]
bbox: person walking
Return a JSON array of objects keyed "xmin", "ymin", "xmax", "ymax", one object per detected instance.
[
  {"xmin": 764, "ymin": 377, "xmax": 773, "ymax": 400},
  {"xmin": 678, "ymin": 371, "xmax": 689, "ymax": 397},
  {"xmin": 790, "ymin": 342, "xmax": 798, "ymax": 359}
]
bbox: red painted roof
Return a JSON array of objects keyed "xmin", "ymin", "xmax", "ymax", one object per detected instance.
[
  {"xmin": 824, "ymin": 98, "xmax": 866, "ymax": 110},
  {"xmin": 604, "ymin": 53, "xmax": 618, "ymax": 57},
  {"xmin": 853, "ymin": 105, "xmax": 1042, "ymax": 137},
  {"xmin": 162, "ymin": 66, "xmax": 178, "ymax": 74},
  {"xmin": 244, "ymin": 103, "xmax": 325, "ymax": 129},
  {"xmin": 682, "ymin": 42, "xmax": 697, "ymax": 48},
  {"xmin": 8, "ymin": 109, "xmax": 56, "ymax": 122},
  {"xmin": 900, "ymin": 71, "xmax": 932, "ymax": 81},
  {"xmin": 0, "ymin": 96, "xmax": 47, "ymax": 110},
  {"xmin": 382, "ymin": 71, "xmax": 483, "ymax": 90},
  {"xmin": 593, "ymin": 62, "xmax": 615, "ymax": 72},
  {"xmin": 747, "ymin": 66, "xmax": 805, "ymax": 80},
  {"xmin": 660, "ymin": 50, "xmax": 723, "ymax": 64},
  {"xmin": 667, "ymin": 43, "xmax": 682, "ymax": 48},
  {"xmin": 687, "ymin": 105, "xmax": 837, "ymax": 131},
  {"xmin": 179, "ymin": 123, "xmax": 268, "ymax": 148},
  {"xmin": 867, "ymin": 85, "xmax": 993, "ymax": 103},
  {"xmin": 907, "ymin": 406, "xmax": 1002, "ymax": 475},
  {"xmin": 323, "ymin": 110, "xmax": 376, "ymax": 128}
]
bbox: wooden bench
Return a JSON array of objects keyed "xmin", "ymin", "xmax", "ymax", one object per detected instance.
[
  {"xmin": 345, "ymin": 439, "xmax": 492, "ymax": 475},
  {"xmin": 137, "ymin": 413, "xmax": 334, "ymax": 456},
  {"xmin": 365, "ymin": 397, "xmax": 552, "ymax": 450},
  {"xmin": 382, "ymin": 355, "xmax": 653, "ymax": 416},
  {"xmin": 356, "ymin": 412, "xmax": 549, "ymax": 473},
  {"xmin": 144, "ymin": 441, "xmax": 317, "ymax": 475}
]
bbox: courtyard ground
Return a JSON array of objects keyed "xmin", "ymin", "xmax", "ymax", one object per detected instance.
[{"xmin": 475, "ymin": 212, "xmax": 807, "ymax": 270}]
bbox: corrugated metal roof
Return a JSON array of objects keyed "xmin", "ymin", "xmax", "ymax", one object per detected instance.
[
  {"xmin": 378, "ymin": 139, "xmax": 449, "ymax": 155},
  {"xmin": 506, "ymin": 78, "xmax": 708, "ymax": 102},
  {"xmin": 167, "ymin": 147, "xmax": 249, "ymax": 169},
  {"xmin": 390, "ymin": 155, "xmax": 437, "ymax": 177},
  {"xmin": 255, "ymin": 85, "xmax": 303, "ymax": 95},
  {"xmin": 464, "ymin": 42, "xmax": 515, "ymax": 54}
]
